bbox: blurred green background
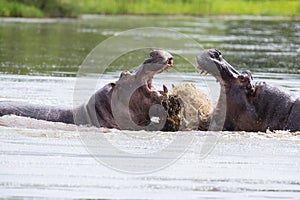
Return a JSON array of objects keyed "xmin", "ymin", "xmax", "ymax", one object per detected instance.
[{"xmin": 1, "ymin": 0, "xmax": 300, "ymax": 18}]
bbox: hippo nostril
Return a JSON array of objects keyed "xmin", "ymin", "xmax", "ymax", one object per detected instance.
[
  {"xmin": 167, "ymin": 58, "xmax": 173, "ymax": 67},
  {"xmin": 209, "ymin": 49, "xmax": 222, "ymax": 61}
]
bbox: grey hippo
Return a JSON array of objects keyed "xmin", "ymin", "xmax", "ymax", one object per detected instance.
[
  {"xmin": 196, "ymin": 49, "xmax": 300, "ymax": 132},
  {"xmin": 0, "ymin": 50, "xmax": 181, "ymax": 131}
]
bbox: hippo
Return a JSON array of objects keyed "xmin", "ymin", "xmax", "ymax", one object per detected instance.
[
  {"xmin": 0, "ymin": 50, "xmax": 181, "ymax": 131},
  {"xmin": 196, "ymin": 49, "xmax": 300, "ymax": 132}
]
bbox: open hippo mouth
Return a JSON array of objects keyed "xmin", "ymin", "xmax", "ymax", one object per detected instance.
[
  {"xmin": 195, "ymin": 49, "xmax": 257, "ymax": 131},
  {"xmin": 118, "ymin": 50, "xmax": 174, "ymax": 96},
  {"xmin": 111, "ymin": 50, "xmax": 180, "ymax": 131},
  {"xmin": 137, "ymin": 50, "xmax": 174, "ymax": 95},
  {"xmin": 196, "ymin": 49, "xmax": 300, "ymax": 132},
  {"xmin": 196, "ymin": 49, "xmax": 254, "ymax": 93},
  {"xmin": 196, "ymin": 49, "xmax": 240, "ymax": 83}
]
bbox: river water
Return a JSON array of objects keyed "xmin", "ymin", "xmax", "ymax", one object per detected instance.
[{"xmin": 0, "ymin": 15, "xmax": 300, "ymax": 199}]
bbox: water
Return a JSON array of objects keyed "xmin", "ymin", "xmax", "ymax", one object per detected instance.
[
  {"xmin": 0, "ymin": 15, "xmax": 300, "ymax": 199},
  {"xmin": 1, "ymin": 15, "xmax": 300, "ymax": 75}
]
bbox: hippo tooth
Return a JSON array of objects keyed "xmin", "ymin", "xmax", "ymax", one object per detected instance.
[{"xmin": 163, "ymin": 84, "xmax": 168, "ymax": 94}]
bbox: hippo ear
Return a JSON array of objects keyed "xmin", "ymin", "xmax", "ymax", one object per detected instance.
[
  {"xmin": 241, "ymin": 70, "xmax": 255, "ymax": 96},
  {"xmin": 242, "ymin": 70, "xmax": 253, "ymax": 80}
]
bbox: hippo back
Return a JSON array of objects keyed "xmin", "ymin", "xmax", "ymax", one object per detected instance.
[
  {"xmin": 253, "ymin": 83, "xmax": 295, "ymax": 131},
  {"xmin": 286, "ymin": 98, "xmax": 300, "ymax": 132}
]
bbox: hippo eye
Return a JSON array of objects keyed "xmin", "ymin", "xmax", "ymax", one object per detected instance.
[{"xmin": 238, "ymin": 75, "xmax": 246, "ymax": 82}]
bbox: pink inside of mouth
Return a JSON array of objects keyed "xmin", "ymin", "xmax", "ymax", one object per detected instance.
[{"xmin": 147, "ymin": 79, "xmax": 165, "ymax": 96}]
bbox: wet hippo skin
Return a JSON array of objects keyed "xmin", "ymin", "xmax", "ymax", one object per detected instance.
[
  {"xmin": 0, "ymin": 50, "xmax": 182, "ymax": 131},
  {"xmin": 196, "ymin": 49, "xmax": 300, "ymax": 132}
]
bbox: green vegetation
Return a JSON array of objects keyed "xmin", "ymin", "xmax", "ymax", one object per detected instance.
[
  {"xmin": 0, "ymin": 0, "xmax": 43, "ymax": 17},
  {"xmin": 0, "ymin": 0, "xmax": 77, "ymax": 17},
  {"xmin": 1, "ymin": 0, "xmax": 300, "ymax": 18}
]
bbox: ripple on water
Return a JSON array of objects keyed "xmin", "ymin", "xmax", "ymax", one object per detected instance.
[{"xmin": 0, "ymin": 114, "xmax": 299, "ymax": 140}]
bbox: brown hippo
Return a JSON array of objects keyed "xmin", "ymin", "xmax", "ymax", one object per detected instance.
[
  {"xmin": 0, "ymin": 50, "xmax": 181, "ymax": 131},
  {"xmin": 196, "ymin": 49, "xmax": 300, "ymax": 132}
]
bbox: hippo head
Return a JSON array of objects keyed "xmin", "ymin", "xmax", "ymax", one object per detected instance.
[
  {"xmin": 196, "ymin": 49, "xmax": 299, "ymax": 132},
  {"xmin": 196, "ymin": 49, "xmax": 257, "ymax": 130},
  {"xmin": 119, "ymin": 50, "xmax": 173, "ymax": 96},
  {"xmin": 111, "ymin": 50, "xmax": 177, "ymax": 131},
  {"xmin": 196, "ymin": 49, "xmax": 255, "ymax": 95}
]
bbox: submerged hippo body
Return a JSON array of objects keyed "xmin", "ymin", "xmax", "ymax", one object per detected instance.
[
  {"xmin": 0, "ymin": 82, "xmax": 116, "ymax": 127},
  {"xmin": 0, "ymin": 101, "xmax": 75, "ymax": 124},
  {"xmin": 196, "ymin": 49, "xmax": 300, "ymax": 132},
  {"xmin": 0, "ymin": 50, "xmax": 181, "ymax": 131}
]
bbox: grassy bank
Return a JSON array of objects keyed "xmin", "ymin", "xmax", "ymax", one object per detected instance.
[
  {"xmin": 0, "ymin": 0, "xmax": 77, "ymax": 17},
  {"xmin": 1, "ymin": 0, "xmax": 300, "ymax": 18},
  {"xmin": 0, "ymin": 0, "xmax": 43, "ymax": 17}
]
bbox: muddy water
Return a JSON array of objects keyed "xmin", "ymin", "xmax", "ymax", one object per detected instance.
[{"xmin": 0, "ymin": 15, "xmax": 300, "ymax": 199}]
